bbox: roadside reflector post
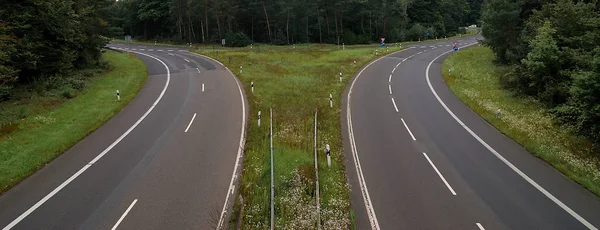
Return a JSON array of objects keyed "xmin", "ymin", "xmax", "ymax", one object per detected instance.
[
  {"xmin": 154, "ymin": 41, "xmax": 157, "ymax": 46},
  {"xmin": 116, "ymin": 90, "xmax": 120, "ymax": 101},
  {"xmin": 339, "ymin": 72, "xmax": 343, "ymax": 82},
  {"xmin": 326, "ymin": 144, "xmax": 331, "ymax": 168},
  {"xmin": 329, "ymin": 94, "xmax": 333, "ymax": 108},
  {"xmin": 342, "ymin": 43, "xmax": 345, "ymax": 50},
  {"xmin": 375, "ymin": 50, "xmax": 379, "ymax": 56},
  {"xmin": 293, "ymin": 44, "xmax": 296, "ymax": 49},
  {"xmin": 258, "ymin": 111, "xmax": 261, "ymax": 127},
  {"xmin": 240, "ymin": 65, "xmax": 243, "ymax": 74},
  {"xmin": 251, "ymin": 81, "xmax": 254, "ymax": 93},
  {"xmin": 353, "ymin": 60, "xmax": 357, "ymax": 66},
  {"xmin": 497, "ymin": 109, "xmax": 502, "ymax": 119},
  {"xmin": 251, "ymin": 44, "xmax": 253, "ymax": 49}
]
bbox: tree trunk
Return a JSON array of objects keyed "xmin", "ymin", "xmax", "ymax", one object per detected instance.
[
  {"xmin": 318, "ymin": 11, "xmax": 322, "ymax": 44},
  {"xmin": 216, "ymin": 15, "xmax": 222, "ymax": 39},
  {"xmin": 325, "ymin": 12, "xmax": 330, "ymax": 37},
  {"xmin": 361, "ymin": 14, "xmax": 366, "ymax": 35},
  {"xmin": 306, "ymin": 15, "xmax": 309, "ymax": 43},
  {"xmin": 205, "ymin": 0, "xmax": 209, "ymax": 40},
  {"xmin": 285, "ymin": 8, "xmax": 290, "ymax": 45},
  {"xmin": 201, "ymin": 19, "xmax": 205, "ymax": 43},
  {"xmin": 262, "ymin": 1, "xmax": 272, "ymax": 43},
  {"xmin": 334, "ymin": 12, "xmax": 338, "ymax": 40}
]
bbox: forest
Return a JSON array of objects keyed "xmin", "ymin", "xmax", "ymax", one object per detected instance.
[
  {"xmin": 104, "ymin": 0, "xmax": 483, "ymax": 45},
  {"xmin": 481, "ymin": 0, "xmax": 600, "ymax": 149}
]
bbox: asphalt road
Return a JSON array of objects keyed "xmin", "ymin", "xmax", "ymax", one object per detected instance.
[
  {"xmin": 343, "ymin": 37, "xmax": 600, "ymax": 230},
  {"xmin": 0, "ymin": 43, "xmax": 246, "ymax": 229}
]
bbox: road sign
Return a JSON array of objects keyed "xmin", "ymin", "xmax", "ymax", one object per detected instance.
[
  {"xmin": 380, "ymin": 38, "xmax": 386, "ymax": 43},
  {"xmin": 426, "ymin": 32, "xmax": 430, "ymax": 37},
  {"xmin": 453, "ymin": 46, "xmax": 458, "ymax": 51},
  {"xmin": 381, "ymin": 42, "xmax": 386, "ymax": 47}
]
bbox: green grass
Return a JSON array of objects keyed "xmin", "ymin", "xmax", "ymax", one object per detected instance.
[
  {"xmin": 0, "ymin": 50, "xmax": 147, "ymax": 193},
  {"xmin": 194, "ymin": 44, "xmax": 403, "ymax": 229},
  {"xmin": 442, "ymin": 46, "xmax": 600, "ymax": 196}
]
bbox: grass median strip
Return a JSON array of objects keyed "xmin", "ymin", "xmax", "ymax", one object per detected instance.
[
  {"xmin": 195, "ymin": 44, "xmax": 402, "ymax": 228},
  {"xmin": 442, "ymin": 46, "xmax": 600, "ymax": 196},
  {"xmin": 0, "ymin": 50, "xmax": 147, "ymax": 193}
]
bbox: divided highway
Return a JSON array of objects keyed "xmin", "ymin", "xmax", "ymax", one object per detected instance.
[
  {"xmin": 343, "ymin": 37, "xmax": 600, "ymax": 230},
  {"xmin": 0, "ymin": 43, "xmax": 246, "ymax": 229}
]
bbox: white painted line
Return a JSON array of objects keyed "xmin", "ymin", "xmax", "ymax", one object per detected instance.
[
  {"xmin": 426, "ymin": 45, "xmax": 598, "ymax": 230},
  {"xmin": 148, "ymin": 49, "xmax": 154, "ymax": 51},
  {"xmin": 139, "ymin": 49, "xmax": 145, "ymax": 51},
  {"xmin": 420, "ymin": 46, "xmax": 426, "ymax": 48},
  {"xmin": 168, "ymin": 50, "xmax": 174, "ymax": 52},
  {"xmin": 196, "ymin": 68, "xmax": 201, "ymax": 73},
  {"xmin": 388, "ymin": 85, "xmax": 392, "ymax": 95},
  {"xmin": 422, "ymin": 152, "xmax": 457, "ymax": 195},
  {"xmin": 202, "ymin": 83, "xmax": 205, "ymax": 92},
  {"xmin": 184, "ymin": 58, "xmax": 190, "ymax": 63},
  {"xmin": 131, "ymin": 49, "xmax": 137, "ymax": 50},
  {"xmin": 403, "ymin": 58, "xmax": 407, "ymax": 62},
  {"xmin": 388, "ymin": 74, "xmax": 392, "ymax": 82},
  {"xmin": 157, "ymin": 49, "xmax": 163, "ymax": 51},
  {"xmin": 476, "ymin": 223, "xmax": 485, "ymax": 230},
  {"xmin": 417, "ymin": 51, "xmax": 423, "ymax": 54},
  {"xmin": 392, "ymin": 67, "xmax": 396, "ymax": 73},
  {"xmin": 2, "ymin": 52, "xmax": 171, "ymax": 230},
  {"xmin": 396, "ymin": 62, "xmax": 401, "ymax": 67},
  {"xmin": 346, "ymin": 47, "xmax": 414, "ymax": 230},
  {"xmin": 184, "ymin": 113, "xmax": 197, "ymax": 133},
  {"xmin": 391, "ymin": 98, "xmax": 399, "ymax": 112},
  {"xmin": 401, "ymin": 118, "xmax": 416, "ymax": 141},
  {"xmin": 431, "ymin": 48, "xmax": 435, "ymax": 50},
  {"xmin": 186, "ymin": 52, "xmax": 247, "ymax": 230},
  {"xmin": 111, "ymin": 199, "xmax": 138, "ymax": 230}
]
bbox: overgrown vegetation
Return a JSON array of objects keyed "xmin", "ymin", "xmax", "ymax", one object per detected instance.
[
  {"xmin": 195, "ymin": 44, "xmax": 402, "ymax": 228},
  {"xmin": 105, "ymin": 0, "xmax": 483, "ymax": 44},
  {"xmin": 0, "ymin": 0, "xmax": 118, "ymax": 103},
  {"xmin": 443, "ymin": 46, "xmax": 600, "ymax": 196},
  {"xmin": 481, "ymin": 0, "xmax": 600, "ymax": 151},
  {"xmin": 0, "ymin": 51, "xmax": 147, "ymax": 193}
]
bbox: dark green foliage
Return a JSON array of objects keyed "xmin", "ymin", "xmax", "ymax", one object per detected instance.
[
  {"xmin": 483, "ymin": 0, "xmax": 600, "ymax": 149},
  {"xmin": 224, "ymin": 32, "xmax": 252, "ymax": 47},
  {"xmin": 107, "ymin": 0, "xmax": 478, "ymax": 45},
  {"xmin": 0, "ymin": 0, "xmax": 112, "ymax": 102}
]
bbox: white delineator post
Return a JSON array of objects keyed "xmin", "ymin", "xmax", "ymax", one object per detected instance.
[
  {"xmin": 329, "ymin": 93, "xmax": 333, "ymax": 108},
  {"xmin": 342, "ymin": 43, "xmax": 345, "ymax": 50},
  {"xmin": 258, "ymin": 111, "xmax": 261, "ymax": 127},
  {"xmin": 240, "ymin": 65, "xmax": 243, "ymax": 74},
  {"xmin": 251, "ymin": 81, "xmax": 254, "ymax": 93},
  {"xmin": 326, "ymin": 144, "xmax": 331, "ymax": 167},
  {"xmin": 375, "ymin": 50, "xmax": 379, "ymax": 56},
  {"xmin": 353, "ymin": 60, "xmax": 357, "ymax": 66},
  {"xmin": 116, "ymin": 90, "xmax": 120, "ymax": 101},
  {"xmin": 339, "ymin": 72, "xmax": 343, "ymax": 82}
]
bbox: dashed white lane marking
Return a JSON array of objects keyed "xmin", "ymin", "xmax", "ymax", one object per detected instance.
[
  {"xmin": 417, "ymin": 52, "xmax": 423, "ymax": 54},
  {"xmin": 388, "ymin": 74, "xmax": 392, "ymax": 82},
  {"xmin": 476, "ymin": 223, "xmax": 485, "ymax": 230},
  {"xmin": 196, "ymin": 68, "xmax": 201, "ymax": 73},
  {"xmin": 391, "ymin": 98, "xmax": 399, "ymax": 112},
  {"xmin": 111, "ymin": 199, "xmax": 138, "ymax": 230},
  {"xmin": 401, "ymin": 118, "xmax": 416, "ymax": 141},
  {"xmin": 396, "ymin": 62, "xmax": 401, "ymax": 67},
  {"xmin": 131, "ymin": 49, "xmax": 137, "ymax": 50},
  {"xmin": 148, "ymin": 49, "xmax": 154, "ymax": 51},
  {"xmin": 184, "ymin": 59, "xmax": 190, "ymax": 63},
  {"xmin": 202, "ymin": 83, "xmax": 205, "ymax": 92},
  {"xmin": 157, "ymin": 49, "xmax": 163, "ymax": 51},
  {"xmin": 139, "ymin": 49, "xmax": 145, "ymax": 51},
  {"xmin": 422, "ymin": 152, "xmax": 457, "ymax": 195},
  {"xmin": 420, "ymin": 46, "xmax": 426, "ymax": 48},
  {"xmin": 426, "ymin": 43, "xmax": 598, "ymax": 230},
  {"xmin": 1, "ymin": 51, "xmax": 171, "ymax": 230},
  {"xmin": 168, "ymin": 50, "xmax": 174, "ymax": 52},
  {"xmin": 392, "ymin": 67, "xmax": 396, "ymax": 73},
  {"xmin": 184, "ymin": 113, "xmax": 197, "ymax": 133},
  {"xmin": 389, "ymin": 85, "xmax": 392, "ymax": 95}
]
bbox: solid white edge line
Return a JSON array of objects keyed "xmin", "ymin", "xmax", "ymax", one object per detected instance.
[
  {"xmin": 185, "ymin": 52, "xmax": 246, "ymax": 230},
  {"xmin": 476, "ymin": 223, "xmax": 485, "ymax": 230},
  {"xmin": 422, "ymin": 152, "xmax": 457, "ymax": 195},
  {"xmin": 391, "ymin": 98, "xmax": 399, "ymax": 112},
  {"xmin": 184, "ymin": 113, "xmax": 197, "ymax": 133},
  {"xmin": 388, "ymin": 74, "xmax": 392, "ymax": 82},
  {"xmin": 2, "ymin": 50, "xmax": 171, "ymax": 230},
  {"xmin": 388, "ymin": 85, "xmax": 392, "ymax": 95},
  {"xmin": 111, "ymin": 199, "xmax": 138, "ymax": 230},
  {"xmin": 426, "ymin": 43, "xmax": 598, "ymax": 230},
  {"xmin": 347, "ymin": 47, "xmax": 414, "ymax": 230},
  {"xmin": 400, "ymin": 118, "xmax": 416, "ymax": 141}
]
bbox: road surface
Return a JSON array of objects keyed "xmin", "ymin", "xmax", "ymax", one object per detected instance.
[
  {"xmin": 0, "ymin": 43, "xmax": 246, "ymax": 229},
  {"xmin": 343, "ymin": 37, "xmax": 600, "ymax": 230}
]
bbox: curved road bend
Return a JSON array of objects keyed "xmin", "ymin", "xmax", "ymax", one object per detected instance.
[
  {"xmin": 0, "ymin": 43, "xmax": 246, "ymax": 229},
  {"xmin": 343, "ymin": 38, "xmax": 600, "ymax": 230}
]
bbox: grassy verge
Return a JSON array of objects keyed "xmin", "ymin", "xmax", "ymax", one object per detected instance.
[
  {"xmin": 0, "ymin": 50, "xmax": 147, "ymax": 193},
  {"xmin": 442, "ymin": 46, "xmax": 600, "ymax": 196},
  {"xmin": 194, "ymin": 45, "xmax": 402, "ymax": 228}
]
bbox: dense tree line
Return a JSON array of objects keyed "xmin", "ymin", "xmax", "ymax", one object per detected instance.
[
  {"xmin": 481, "ymin": 0, "xmax": 600, "ymax": 146},
  {"xmin": 105, "ymin": 0, "xmax": 483, "ymax": 46},
  {"xmin": 0, "ymin": 0, "xmax": 114, "ymax": 101}
]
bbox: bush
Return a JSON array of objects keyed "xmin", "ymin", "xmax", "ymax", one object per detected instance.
[{"xmin": 224, "ymin": 32, "xmax": 252, "ymax": 47}]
